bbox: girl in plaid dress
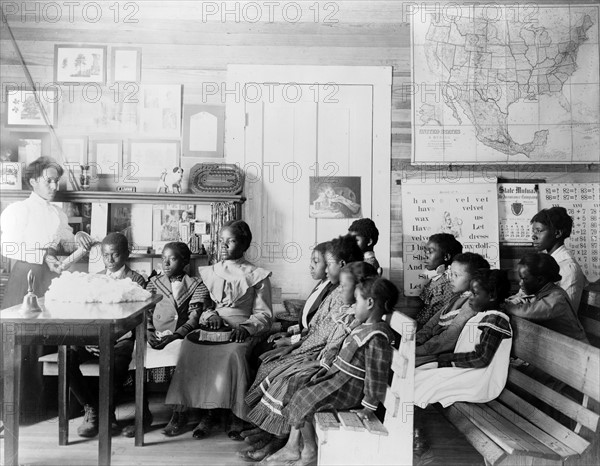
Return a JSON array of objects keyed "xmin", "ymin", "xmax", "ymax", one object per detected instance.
[
  {"xmin": 240, "ymin": 262, "xmax": 378, "ymax": 461},
  {"xmin": 262, "ymin": 277, "xmax": 398, "ymax": 465}
]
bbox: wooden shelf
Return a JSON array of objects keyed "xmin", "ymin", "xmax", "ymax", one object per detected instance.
[
  {"xmin": 0, "ymin": 190, "xmax": 245, "ymax": 205},
  {"xmin": 129, "ymin": 253, "xmax": 207, "ymax": 259}
]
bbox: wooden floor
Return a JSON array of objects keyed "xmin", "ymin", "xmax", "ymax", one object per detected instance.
[{"xmin": 5, "ymin": 395, "xmax": 483, "ymax": 466}]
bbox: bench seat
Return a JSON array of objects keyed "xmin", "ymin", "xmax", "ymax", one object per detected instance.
[{"xmin": 441, "ymin": 316, "xmax": 600, "ymax": 466}]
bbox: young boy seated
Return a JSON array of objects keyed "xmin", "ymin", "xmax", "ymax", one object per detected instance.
[
  {"xmin": 348, "ymin": 218, "xmax": 382, "ymax": 274},
  {"xmin": 415, "ymin": 252, "xmax": 490, "ymax": 366},
  {"xmin": 505, "ymin": 252, "xmax": 588, "ymax": 342},
  {"xmin": 531, "ymin": 206, "xmax": 588, "ymax": 310},
  {"xmin": 68, "ymin": 232, "xmax": 146, "ymax": 438},
  {"xmin": 415, "ymin": 233, "xmax": 463, "ymax": 329}
]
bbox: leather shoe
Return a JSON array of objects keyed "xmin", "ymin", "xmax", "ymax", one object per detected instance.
[
  {"xmin": 122, "ymin": 411, "xmax": 153, "ymax": 438},
  {"xmin": 162, "ymin": 411, "xmax": 188, "ymax": 437}
]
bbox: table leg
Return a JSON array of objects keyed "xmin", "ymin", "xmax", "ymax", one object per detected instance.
[
  {"xmin": 135, "ymin": 313, "xmax": 146, "ymax": 446},
  {"xmin": 98, "ymin": 327, "xmax": 114, "ymax": 466},
  {"xmin": 2, "ymin": 325, "xmax": 21, "ymax": 466},
  {"xmin": 58, "ymin": 345, "xmax": 70, "ymax": 445}
]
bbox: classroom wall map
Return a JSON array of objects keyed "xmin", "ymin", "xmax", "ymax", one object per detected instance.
[{"xmin": 412, "ymin": 4, "xmax": 600, "ymax": 163}]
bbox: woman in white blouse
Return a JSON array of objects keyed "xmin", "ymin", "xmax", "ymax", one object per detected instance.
[
  {"xmin": 1, "ymin": 157, "xmax": 92, "ymax": 308},
  {"xmin": 0, "ymin": 157, "xmax": 92, "ymax": 421}
]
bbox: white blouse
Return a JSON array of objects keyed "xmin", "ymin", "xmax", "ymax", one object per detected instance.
[{"xmin": 0, "ymin": 192, "xmax": 75, "ymax": 264}]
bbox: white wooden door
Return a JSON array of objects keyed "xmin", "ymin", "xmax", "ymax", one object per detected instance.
[{"xmin": 226, "ymin": 66, "xmax": 391, "ymax": 301}]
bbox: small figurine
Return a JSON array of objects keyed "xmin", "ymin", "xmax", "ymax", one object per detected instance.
[
  {"xmin": 21, "ymin": 270, "xmax": 41, "ymax": 313},
  {"xmin": 157, "ymin": 167, "xmax": 184, "ymax": 194}
]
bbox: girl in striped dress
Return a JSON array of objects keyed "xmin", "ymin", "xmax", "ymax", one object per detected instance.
[
  {"xmin": 261, "ymin": 277, "xmax": 399, "ymax": 465},
  {"xmin": 241, "ymin": 262, "xmax": 378, "ymax": 461}
]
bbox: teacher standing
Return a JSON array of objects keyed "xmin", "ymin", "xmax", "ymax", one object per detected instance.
[{"xmin": 0, "ymin": 156, "xmax": 92, "ymax": 420}]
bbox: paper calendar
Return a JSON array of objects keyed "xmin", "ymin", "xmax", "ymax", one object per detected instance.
[
  {"xmin": 539, "ymin": 184, "xmax": 599, "ymax": 282},
  {"xmin": 497, "ymin": 184, "xmax": 539, "ymax": 243}
]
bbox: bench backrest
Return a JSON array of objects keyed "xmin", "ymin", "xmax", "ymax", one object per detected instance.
[
  {"xmin": 506, "ymin": 316, "xmax": 600, "ymax": 456},
  {"xmin": 380, "ymin": 310, "xmax": 416, "ymax": 465},
  {"xmin": 580, "ymin": 287, "xmax": 600, "ymax": 347}
]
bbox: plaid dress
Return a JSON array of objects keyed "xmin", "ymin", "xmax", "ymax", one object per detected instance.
[
  {"xmin": 416, "ymin": 269, "xmax": 456, "ymax": 328},
  {"xmin": 245, "ymin": 307, "xmax": 357, "ymax": 434},
  {"xmin": 283, "ymin": 321, "xmax": 393, "ymax": 428},
  {"xmin": 249, "ymin": 286, "xmax": 345, "ymax": 392}
]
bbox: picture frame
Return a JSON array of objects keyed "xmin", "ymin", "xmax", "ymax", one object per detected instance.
[
  {"xmin": 5, "ymin": 88, "xmax": 57, "ymax": 127},
  {"xmin": 11, "ymin": 131, "xmax": 51, "ymax": 164},
  {"xmin": 111, "ymin": 47, "xmax": 142, "ymax": 83},
  {"xmin": 0, "ymin": 162, "xmax": 23, "ymax": 190},
  {"xmin": 126, "ymin": 139, "xmax": 180, "ymax": 179},
  {"xmin": 182, "ymin": 104, "xmax": 225, "ymax": 158},
  {"xmin": 139, "ymin": 85, "xmax": 182, "ymax": 137},
  {"xmin": 309, "ymin": 176, "xmax": 362, "ymax": 219},
  {"xmin": 90, "ymin": 139, "xmax": 123, "ymax": 177},
  {"xmin": 60, "ymin": 137, "xmax": 88, "ymax": 165},
  {"xmin": 54, "ymin": 44, "xmax": 107, "ymax": 84}
]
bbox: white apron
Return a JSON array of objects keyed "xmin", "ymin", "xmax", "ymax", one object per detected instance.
[{"xmin": 414, "ymin": 310, "xmax": 512, "ymax": 408}]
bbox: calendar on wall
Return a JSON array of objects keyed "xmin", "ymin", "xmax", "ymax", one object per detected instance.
[
  {"xmin": 539, "ymin": 184, "xmax": 599, "ymax": 282},
  {"xmin": 497, "ymin": 184, "xmax": 539, "ymax": 243}
]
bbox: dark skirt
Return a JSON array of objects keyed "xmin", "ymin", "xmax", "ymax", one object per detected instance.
[
  {"xmin": 165, "ymin": 331, "xmax": 258, "ymax": 419},
  {"xmin": 1, "ymin": 260, "xmax": 58, "ymax": 422}
]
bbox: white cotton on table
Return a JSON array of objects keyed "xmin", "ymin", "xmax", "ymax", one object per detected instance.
[{"xmin": 45, "ymin": 271, "xmax": 151, "ymax": 303}]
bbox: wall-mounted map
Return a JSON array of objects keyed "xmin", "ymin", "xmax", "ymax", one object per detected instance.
[{"xmin": 412, "ymin": 4, "xmax": 599, "ymax": 163}]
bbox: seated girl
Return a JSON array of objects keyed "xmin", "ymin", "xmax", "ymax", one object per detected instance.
[
  {"xmin": 268, "ymin": 241, "xmax": 336, "ymax": 348},
  {"xmin": 242, "ymin": 262, "xmax": 378, "ymax": 461},
  {"xmin": 248, "ymin": 235, "xmax": 363, "ymax": 393},
  {"xmin": 163, "ymin": 220, "xmax": 273, "ymax": 439},
  {"xmin": 505, "ymin": 253, "xmax": 588, "ymax": 342},
  {"xmin": 414, "ymin": 269, "xmax": 513, "ymax": 408},
  {"xmin": 416, "ymin": 252, "xmax": 490, "ymax": 366},
  {"xmin": 262, "ymin": 277, "xmax": 399, "ymax": 465}
]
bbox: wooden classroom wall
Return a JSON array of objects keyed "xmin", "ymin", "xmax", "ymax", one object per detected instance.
[{"xmin": 1, "ymin": 1, "xmax": 598, "ymax": 294}]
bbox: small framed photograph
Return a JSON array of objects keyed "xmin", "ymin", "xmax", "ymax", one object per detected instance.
[
  {"xmin": 12, "ymin": 131, "xmax": 51, "ymax": 164},
  {"xmin": 309, "ymin": 176, "xmax": 362, "ymax": 219},
  {"xmin": 111, "ymin": 47, "xmax": 142, "ymax": 83},
  {"xmin": 126, "ymin": 139, "xmax": 180, "ymax": 179},
  {"xmin": 90, "ymin": 139, "xmax": 122, "ymax": 177},
  {"xmin": 54, "ymin": 44, "xmax": 107, "ymax": 84},
  {"xmin": 60, "ymin": 137, "xmax": 88, "ymax": 165},
  {"xmin": 5, "ymin": 88, "xmax": 57, "ymax": 126},
  {"xmin": 182, "ymin": 104, "xmax": 224, "ymax": 158},
  {"xmin": 0, "ymin": 162, "xmax": 23, "ymax": 190}
]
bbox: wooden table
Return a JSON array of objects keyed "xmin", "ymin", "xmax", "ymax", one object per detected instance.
[{"xmin": 1, "ymin": 295, "xmax": 162, "ymax": 466}]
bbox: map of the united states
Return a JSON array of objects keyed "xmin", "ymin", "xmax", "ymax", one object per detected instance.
[{"xmin": 412, "ymin": 5, "xmax": 599, "ymax": 163}]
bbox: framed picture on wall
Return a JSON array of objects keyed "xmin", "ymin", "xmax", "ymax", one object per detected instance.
[
  {"xmin": 0, "ymin": 162, "xmax": 22, "ymax": 190},
  {"xmin": 11, "ymin": 131, "xmax": 51, "ymax": 164},
  {"xmin": 182, "ymin": 104, "xmax": 225, "ymax": 158},
  {"xmin": 309, "ymin": 176, "xmax": 362, "ymax": 219},
  {"xmin": 5, "ymin": 88, "xmax": 57, "ymax": 127},
  {"xmin": 54, "ymin": 44, "xmax": 107, "ymax": 84},
  {"xmin": 139, "ymin": 85, "xmax": 182, "ymax": 137},
  {"xmin": 111, "ymin": 47, "xmax": 142, "ymax": 83},
  {"xmin": 90, "ymin": 139, "xmax": 122, "ymax": 177},
  {"xmin": 126, "ymin": 139, "xmax": 180, "ymax": 179},
  {"xmin": 60, "ymin": 137, "xmax": 88, "ymax": 165}
]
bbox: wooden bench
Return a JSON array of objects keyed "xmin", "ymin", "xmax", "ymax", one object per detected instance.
[
  {"xmin": 440, "ymin": 316, "xmax": 600, "ymax": 466},
  {"xmin": 314, "ymin": 311, "xmax": 416, "ymax": 466},
  {"xmin": 580, "ymin": 285, "xmax": 600, "ymax": 348}
]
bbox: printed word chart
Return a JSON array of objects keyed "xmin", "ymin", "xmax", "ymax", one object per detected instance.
[
  {"xmin": 539, "ymin": 184, "xmax": 599, "ymax": 282},
  {"xmin": 401, "ymin": 179, "xmax": 500, "ymax": 296}
]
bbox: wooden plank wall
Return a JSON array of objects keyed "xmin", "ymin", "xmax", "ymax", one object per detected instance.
[{"xmin": 1, "ymin": 0, "xmax": 598, "ymax": 294}]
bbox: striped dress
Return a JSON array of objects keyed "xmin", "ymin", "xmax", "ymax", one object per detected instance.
[
  {"xmin": 282, "ymin": 321, "xmax": 393, "ymax": 428},
  {"xmin": 248, "ymin": 286, "xmax": 345, "ymax": 393},
  {"xmin": 245, "ymin": 306, "xmax": 357, "ymax": 434}
]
